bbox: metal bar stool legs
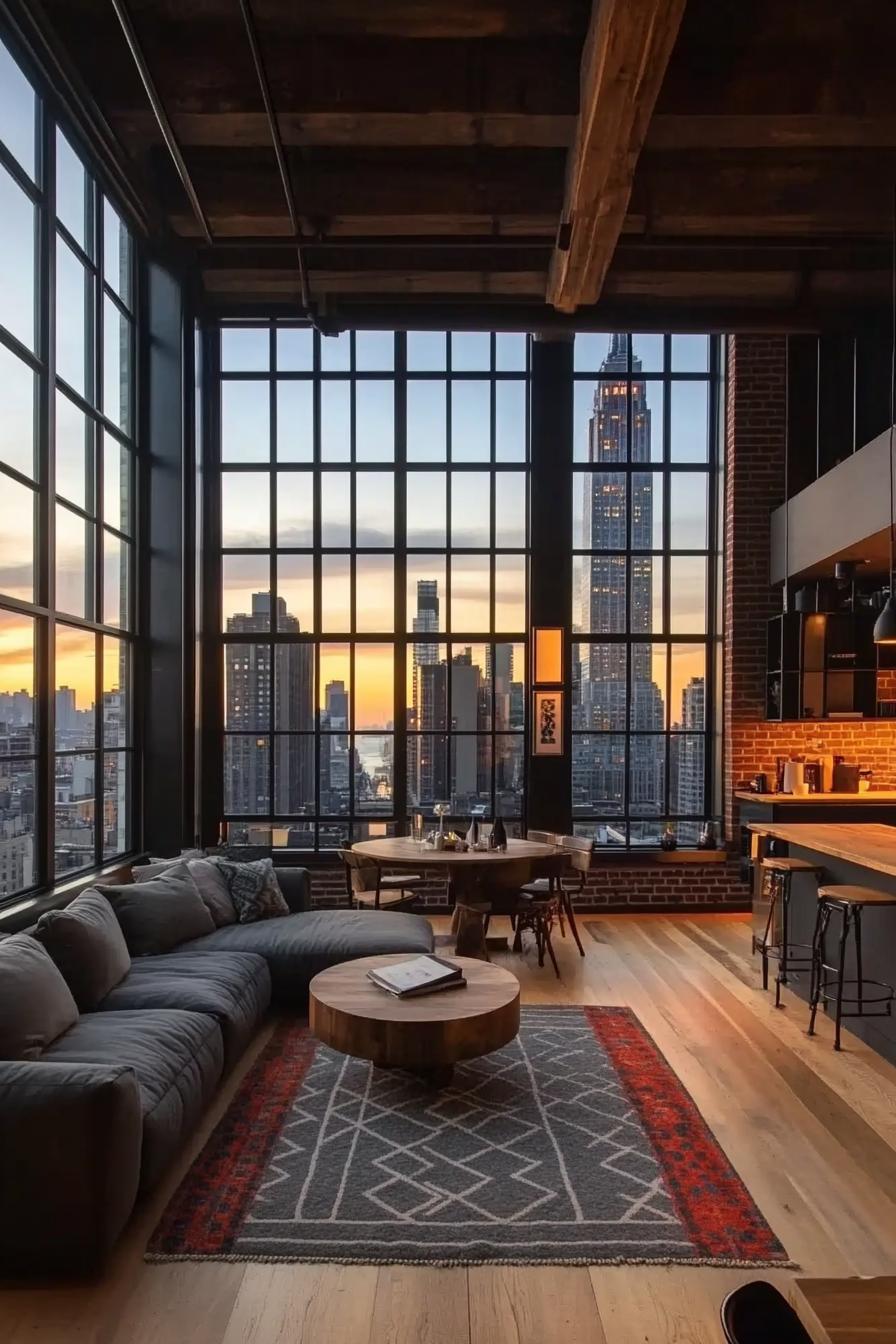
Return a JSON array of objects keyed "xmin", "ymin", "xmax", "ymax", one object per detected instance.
[
  {"xmin": 753, "ymin": 858, "xmax": 822, "ymax": 1007},
  {"xmin": 808, "ymin": 886, "xmax": 896, "ymax": 1051}
]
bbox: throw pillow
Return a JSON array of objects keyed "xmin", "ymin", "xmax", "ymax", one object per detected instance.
[
  {"xmin": 0, "ymin": 934, "xmax": 80, "ymax": 1060},
  {"xmin": 100, "ymin": 866, "xmax": 214, "ymax": 956},
  {"xmin": 186, "ymin": 858, "xmax": 236, "ymax": 928},
  {"xmin": 209, "ymin": 857, "xmax": 289, "ymax": 924},
  {"xmin": 34, "ymin": 889, "xmax": 131, "ymax": 1012},
  {"xmin": 131, "ymin": 848, "xmax": 205, "ymax": 882}
]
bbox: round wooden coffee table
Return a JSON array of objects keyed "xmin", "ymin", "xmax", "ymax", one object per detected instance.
[{"xmin": 309, "ymin": 954, "xmax": 520, "ymax": 1088}]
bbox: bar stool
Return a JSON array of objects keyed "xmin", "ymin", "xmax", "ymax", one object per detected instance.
[
  {"xmin": 752, "ymin": 856, "xmax": 824, "ymax": 1008},
  {"xmin": 808, "ymin": 885, "xmax": 896, "ymax": 1051}
]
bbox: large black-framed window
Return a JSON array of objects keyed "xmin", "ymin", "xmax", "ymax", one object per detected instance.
[
  {"xmin": 571, "ymin": 333, "xmax": 721, "ymax": 847},
  {"xmin": 0, "ymin": 33, "xmax": 139, "ymax": 900},
  {"xmin": 214, "ymin": 324, "xmax": 529, "ymax": 852}
]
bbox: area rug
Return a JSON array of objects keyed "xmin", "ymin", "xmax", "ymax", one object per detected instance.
[{"xmin": 146, "ymin": 1006, "xmax": 793, "ymax": 1267}]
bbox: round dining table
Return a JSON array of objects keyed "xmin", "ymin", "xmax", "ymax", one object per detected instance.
[{"xmin": 351, "ymin": 836, "xmax": 561, "ymax": 957}]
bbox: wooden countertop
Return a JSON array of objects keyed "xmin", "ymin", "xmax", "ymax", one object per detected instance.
[
  {"xmin": 747, "ymin": 821, "xmax": 896, "ymax": 878},
  {"xmin": 789, "ymin": 1276, "xmax": 896, "ymax": 1343},
  {"xmin": 736, "ymin": 791, "xmax": 896, "ymax": 804}
]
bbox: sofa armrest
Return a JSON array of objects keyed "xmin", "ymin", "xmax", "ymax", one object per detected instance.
[
  {"xmin": 0, "ymin": 1059, "xmax": 143, "ymax": 1272},
  {"xmin": 274, "ymin": 866, "xmax": 312, "ymax": 914}
]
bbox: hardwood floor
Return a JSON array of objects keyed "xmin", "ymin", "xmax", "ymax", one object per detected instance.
[{"xmin": 5, "ymin": 912, "xmax": 896, "ymax": 1343}]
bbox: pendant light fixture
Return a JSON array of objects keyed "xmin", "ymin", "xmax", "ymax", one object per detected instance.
[{"xmin": 874, "ymin": 183, "xmax": 896, "ymax": 643}]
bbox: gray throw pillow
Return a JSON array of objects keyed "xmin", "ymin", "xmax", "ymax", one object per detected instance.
[
  {"xmin": 209, "ymin": 857, "xmax": 289, "ymax": 924},
  {"xmin": 131, "ymin": 848, "xmax": 205, "ymax": 882},
  {"xmin": 186, "ymin": 858, "xmax": 236, "ymax": 928},
  {"xmin": 0, "ymin": 934, "xmax": 80, "ymax": 1060},
  {"xmin": 100, "ymin": 867, "xmax": 214, "ymax": 956},
  {"xmin": 34, "ymin": 889, "xmax": 131, "ymax": 1011}
]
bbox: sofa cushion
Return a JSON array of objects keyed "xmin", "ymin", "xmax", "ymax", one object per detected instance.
[
  {"xmin": 101, "ymin": 867, "xmax": 215, "ymax": 956},
  {"xmin": 43, "ymin": 1008, "xmax": 223, "ymax": 1191},
  {"xmin": 186, "ymin": 859, "xmax": 236, "ymax": 927},
  {"xmin": 34, "ymin": 889, "xmax": 131, "ymax": 1011},
  {"xmin": 209, "ymin": 856, "xmax": 290, "ymax": 923},
  {"xmin": 99, "ymin": 951, "xmax": 270, "ymax": 1070},
  {"xmin": 181, "ymin": 909, "xmax": 435, "ymax": 1006},
  {"xmin": 133, "ymin": 855, "xmax": 236, "ymax": 928},
  {"xmin": 0, "ymin": 934, "xmax": 80, "ymax": 1061}
]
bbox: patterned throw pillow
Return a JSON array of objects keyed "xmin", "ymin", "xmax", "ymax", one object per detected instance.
[{"xmin": 209, "ymin": 857, "xmax": 289, "ymax": 924}]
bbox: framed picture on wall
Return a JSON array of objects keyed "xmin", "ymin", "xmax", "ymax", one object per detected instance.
[{"xmin": 532, "ymin": 690, "xmax": 563, "ymax": 756}]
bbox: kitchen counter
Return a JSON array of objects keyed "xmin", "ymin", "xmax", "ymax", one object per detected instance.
[
  {"xmin": 746, "ymin": 821, "xmax": 896, "ymax": 878},
  {"xmin": 747, "ymin": 821, "xmax": 896, "ymax": 1063},
  {"xmin": 735, "ymin": 791, "xmax": 896, "ymax": 804}
]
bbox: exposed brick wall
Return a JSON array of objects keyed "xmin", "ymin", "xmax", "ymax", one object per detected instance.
[
  {"xmin": 724, "ymin": 335, "xmax": 896, "ymax": 842},
  {"xmin": 308, "ymin": 858, "xmax": 746, "ymax": 913}
]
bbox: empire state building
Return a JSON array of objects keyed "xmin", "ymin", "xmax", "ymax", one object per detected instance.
[{"xmin": 574, "ymin": 334, "xmax": 664, "ymax": 826}]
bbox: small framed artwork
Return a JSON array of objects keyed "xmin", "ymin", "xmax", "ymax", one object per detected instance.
[{"xmin": 532, "ymin": 689, "xmax": 564, "ymax": 756}]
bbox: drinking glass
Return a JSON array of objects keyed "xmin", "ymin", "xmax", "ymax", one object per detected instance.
[{"xmin": 412, "ymin": 812, "xmax": 424, "ymax": 845}]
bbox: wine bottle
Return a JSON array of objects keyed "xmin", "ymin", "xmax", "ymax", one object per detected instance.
[{"xmin": 492, "ymin": 814, "xmax": 507, "ymax": 852}]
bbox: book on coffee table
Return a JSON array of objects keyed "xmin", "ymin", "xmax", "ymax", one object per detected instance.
[{"xmin": 366, "ymin": 954, "xmax": 467, "ymax": 998}]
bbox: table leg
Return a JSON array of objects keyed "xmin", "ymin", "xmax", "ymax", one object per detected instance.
[{"xmin": 454, "ymin": 901, "xmax": 491, "ymax": 960}]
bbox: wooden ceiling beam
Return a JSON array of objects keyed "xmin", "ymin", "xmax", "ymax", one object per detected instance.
[
  {"xmin": 153, "ymin": 147, "xmax": 565, "ymax": 222},
  {"xmin": 648, "ymin": 114, "xmax": 896, "ymax": 151},
  {"xmin": 202, "ymin": 269, "xmax": 547, "ymax": 297},
  {"xmin": 117, "ymin": 110, "xmax": 576, "ymax": 150},
  {"xmin": 547, "ymin": 0, "xmax": 687, "ymax": 313}
]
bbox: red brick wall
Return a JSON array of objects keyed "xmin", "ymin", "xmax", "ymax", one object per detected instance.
[
  {"xmin": 724, "ymin": 334, "xmax": 896, "ymax": 842},
  {"xmin": 308, "ymin": 858, "xmax": 745, "ymax": 913}
]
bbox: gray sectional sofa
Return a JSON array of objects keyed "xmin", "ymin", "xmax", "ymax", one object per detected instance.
[{"xmin": 0, "ymin": 864, "xmax": 434, "ymax": 1271}]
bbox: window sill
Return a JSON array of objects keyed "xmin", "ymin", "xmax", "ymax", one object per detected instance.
[
  {"xmin": 0, "ymin": 855, "xmax": 137, "ymax": 933},
  {"xmin": 588, "ymin": 848, "xmax": 730, "ymax": 866}
]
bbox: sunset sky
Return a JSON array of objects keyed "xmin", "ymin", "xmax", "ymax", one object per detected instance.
[{"xmin": 2, "ymin": 325, "xmax": 711, "ymax": 722}]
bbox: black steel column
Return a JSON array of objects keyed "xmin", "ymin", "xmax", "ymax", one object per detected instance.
[
  {"xmin": 527, "ymin": 332, "xmax": 573, "ymax": 834},
  {"xmin": 141, "ymin": 256, "xmax": 188, "ymax": 855}
]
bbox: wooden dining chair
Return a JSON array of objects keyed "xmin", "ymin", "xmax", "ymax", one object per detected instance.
[
  {"xmin": 519, "ymin": 833, "xmax": 589, "ymax": 956},
  {"xmin": 338, "ymin": 849, "xmax": 423, "ymax": 910}
]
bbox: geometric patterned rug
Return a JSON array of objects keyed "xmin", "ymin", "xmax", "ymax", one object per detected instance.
[{"xmin": 147, "ymin": 1006, "xmax": 794, "ymax": 1267}]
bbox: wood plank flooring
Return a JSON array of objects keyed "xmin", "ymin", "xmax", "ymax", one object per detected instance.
[{"xmin": 4, "ymin": 913, "xmax": 896, "ymax": 1344}]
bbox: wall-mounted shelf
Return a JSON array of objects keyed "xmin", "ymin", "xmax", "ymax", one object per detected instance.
[{"xmin": 766, "ymin": 611, "xmax": 883, "ymax": 720}]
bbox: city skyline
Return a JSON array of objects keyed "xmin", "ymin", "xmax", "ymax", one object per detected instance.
[{"xmin": 573, "ymin": 333, "xmax": 706, "ymax": 838}]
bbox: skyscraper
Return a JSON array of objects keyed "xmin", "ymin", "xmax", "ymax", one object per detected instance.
[
  {"xmin": 674, "ymin": 676, "xmax": 705, "ymax": 842},
  {"xmin": 224, "ymin": 592, "xmax": 313, "ymax": 815},
  {"xmin": 573, "ymin": 335, "xmax": 664, "ymax": 834}
]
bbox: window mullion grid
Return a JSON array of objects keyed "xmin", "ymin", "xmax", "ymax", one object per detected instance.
[
  {"xmin": 312, "ymin": 331, "xmax": 322, "ymax": 847},
  {"xmin": 393, "ymin": 332, "xmax": 408, "ymax": 832},
  {"xmin": 348, "ymin": 348, "xmax": 358, "ymax": 842},
  {"xmin": 268, "ymin": 342, "xmax": 276, "ymax": 822},
  {"xmin": 40, "ymin": 97, "xmax": 56, "ymax": 889},
  {"xmin": 662, "ymin": 339, "xmax": 673, "ymax": 826},
  {"xmin": 489, "ymin": 359, "xmax": 497, "ymax": 817},
  {"xmin": 624, "ymin": 347, "xmax": 633, "ymax": 844}
]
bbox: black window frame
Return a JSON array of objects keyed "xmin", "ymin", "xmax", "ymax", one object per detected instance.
[
  {"xmin": 570, "ymin": 333, "xmax": 722, "ymax": 848},
  {"xmin": 212, "ymin": 323, "xmax": 530, "ymax": 852},
  {"xmin": 0, "ymin": 29, "xmax": 141, "ymax": 903}
]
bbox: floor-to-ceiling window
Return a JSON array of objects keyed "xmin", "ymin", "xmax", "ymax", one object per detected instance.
[
  {"xmin": 216, "ymin": 325, "xmax": 529, "ymax": 851},
  {"xmin": 571, "ymin": 333, "xmax": 721, "ymax": 847},
  {"xmin": 0, "ymin": 35, "xmax": 139, "ymax": 900}
]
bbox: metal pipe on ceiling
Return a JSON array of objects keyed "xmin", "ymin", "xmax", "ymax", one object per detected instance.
[
  {"xmin": 108, "ymin": 0, "xmax": 213, "ymax": 246},
  {"xmin": 236, "ymin": 0, "xmax": 312, "ymax": 316}
]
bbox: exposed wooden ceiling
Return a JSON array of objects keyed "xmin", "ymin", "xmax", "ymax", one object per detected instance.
[{"xmin": 19, "ymin": 0, "xmax": 896, "ymax": 329}]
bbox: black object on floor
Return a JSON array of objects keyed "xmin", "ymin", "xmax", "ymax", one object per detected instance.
[{"xmin": 720, "ymin": 1281, "xmax": 813, "ymax": 1344}]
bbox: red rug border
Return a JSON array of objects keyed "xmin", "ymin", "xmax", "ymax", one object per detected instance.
[
  {"xmin": 149, "ymin": 1022, "xmax": 317, "ymax": 1255},
  {"xmin": 148, "ymin": 1006, "xmax": 790, "ymax": 1265},
  {"xmin": 585, "ymin": 1005, "xmax": 788, "ymax": 1262}
]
